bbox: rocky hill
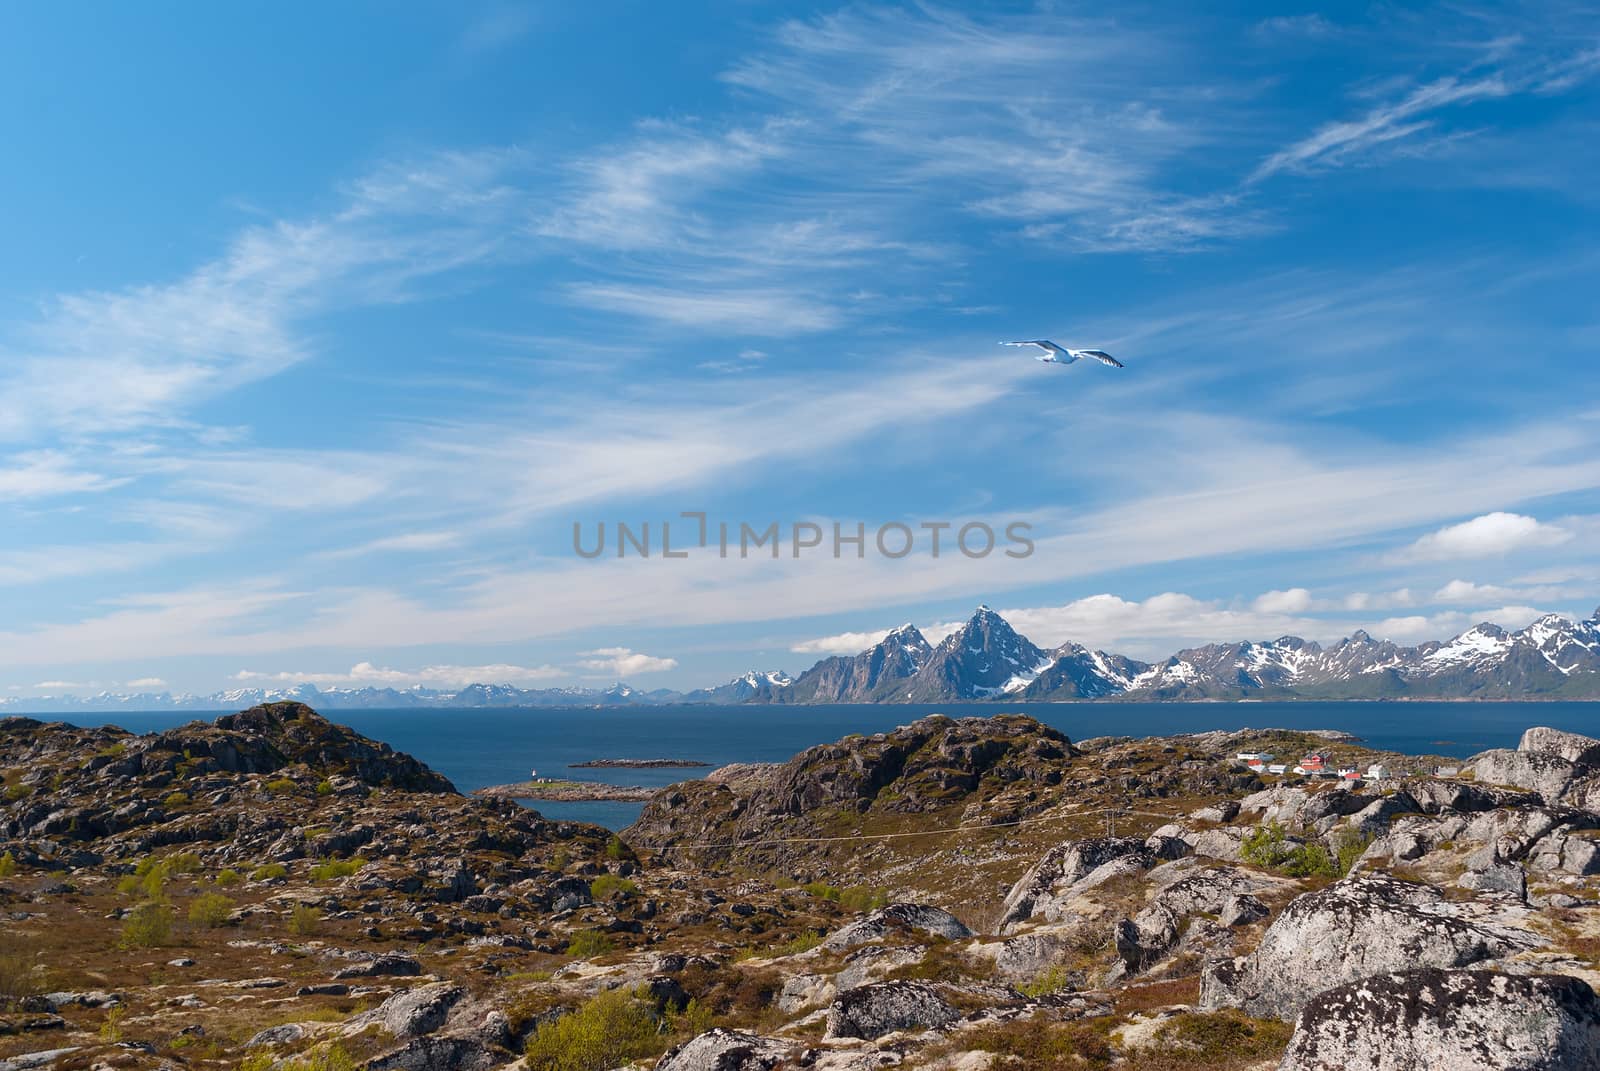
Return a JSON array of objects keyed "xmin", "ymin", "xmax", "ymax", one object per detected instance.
[{"xmin": 4, "ymin": 704, "xmax": 1600, "ymax": 1070}]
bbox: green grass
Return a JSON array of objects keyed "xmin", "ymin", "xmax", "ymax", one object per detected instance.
[
  {"xmin": 565, "ymin": 930, "xmax": 615, "ymax": 958},
  {"xmin": 309, "ymin": 856, "xmax": 367, "ymax": 882},
  {"xmin": 589, "ymin": 874, "xmax": 638, "ymax": 899}
]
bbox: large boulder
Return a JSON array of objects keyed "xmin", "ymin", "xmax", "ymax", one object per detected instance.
[
  {"xmin": 1280, "ymin": 969, "xmax": 1600, "ymax": 1070},
  {"xmin": 1520, "ymin": 728, "xmax": 1600, "ymax": 768},
  {"xmin": 656, "ymin": 1028, "xmax": 791, "ymax": 1071},
  {"xmin": 1471, "ymin": 750, "xmax": 1583, "ymax": 805},
  {"xmin": 1200, "ymin": 876, "xmax": 1539, "ymax": 1020},
  {"xmin": 824, "ymin": 980, "xmax": 958, "ymax": 1040},
  {"xmin": 999, "ymin": 837, "xmax": 1158, "ymax": 930},
  {"xmin": 344, "ymin": 982, "xmax": 465, "ymax": 1039},
  {"xmin": 1113, "ymin": 866, "xmax": 1268, "ymax": 972},
  {"xmin": 822, "ymin": 903, "xmax": 972, "ymax": 951}
]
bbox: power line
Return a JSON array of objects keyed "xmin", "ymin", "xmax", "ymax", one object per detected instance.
[{"xmin": 631, "ymin": 804, "xmax": 1182, "ymax": 853}]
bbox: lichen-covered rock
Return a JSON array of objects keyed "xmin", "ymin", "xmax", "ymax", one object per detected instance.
[
  {"xmin": 1279, "ymin": 969, "xmax": 1600, "ymax": 1070},
  {"xmin": 1470, "ymin": 749, "xmax": 1582, "ymax": 805},
  {"xmin": 1519, "ymin": 727, "xmax": 1600, "ymax": 768},
  {"xmin": 1201, "ymin": 876, "xmax": 1539, "ymax": 1020},
  {"xmin": 824, "ymin": 980, "xmax": 958, "ymax": 1040},
  {"xmin": 344, "ymin": 982, "xmax": 465, "ymax": 1039},
  {"xmin": 822, "ymin": 903, "xmax": 972, "ymax": 951},
  {"xmin": 655, "ymin": 1028, "xmax": 792, "ymax": 1070},
  {"xmin": 1113, "ymin": 866, "xmax": 1268, "ymax": 972},
  {"xmin": 999, "ymin": 837, "xmax": 1154, "ymax": 931}
]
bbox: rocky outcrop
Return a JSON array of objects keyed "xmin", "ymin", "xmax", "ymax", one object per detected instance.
[
  {"xmin": 822, "ymin": 903, "xmax": 972, "ymax": 951},
  {"xmin": 1471, "ymin": 749, "xmax": 1583, "ymax": 805},
  {"xmin": 1113, "ymin": 865, "xmax": 1269, "ymax": 972},
  {"xmin": 1520, "ymin": 727, "xmax": 1600, "ymax": 768},
  {"xmin": 1201, "ymin": 876, "xmax": 1540, "ymax": 1020},
  {"xmin": 824, "ymin": 980, "xmax": 959, "ymax": 1040},
  {"xmin": 1280, "ymin": 969, "xmax": 1600, "ymax": 1070},
  {"xmin": 656, "ymin": 1029, "xmax": 792, "ymax": 1071},
  {"xmin": 1000, "ymin": 837, "xmax": 1154, "ymax": 931}
]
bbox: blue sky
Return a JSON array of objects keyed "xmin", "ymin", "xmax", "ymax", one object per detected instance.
[{"xmin": 3, "ymin": 2, "xmax": 1599, "ymax": 696}]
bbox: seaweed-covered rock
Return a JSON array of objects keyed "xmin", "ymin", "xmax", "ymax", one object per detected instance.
[{"xmin": 1280, "ymin": 969, "xmax": 1600, "ymax": 1070}]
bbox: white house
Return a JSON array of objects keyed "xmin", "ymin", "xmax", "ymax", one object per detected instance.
[
  {"xmin": 1365, "ymin": 763, "xmax": 1391, "ymax": 780},
  {"xmin": 1236, "ymin": 752, "xmax": 1276, "ymax": 763}
]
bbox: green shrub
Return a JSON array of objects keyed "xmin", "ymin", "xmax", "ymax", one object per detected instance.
[
  {"xmin": 3, "ymin": 783, "xmax": 29, "ymax": 802},
  {"xmin": 589, "ymin": 874, "xmax": 638, "ymax": 900},
  {"xmin": 1241, "ymin": 822, "xmax": 1296, "ymax": 869},
  {"xmin": 0, "ymin": 935, "xmax": 43, "ymax": 1009},
  {"xmin": 216, "ymin": 868, "xmax": 243, "ymax": 887},
  {"xmin": 266, "ymin": 778, "xmax": 298, "ymax": 795},
  {"xmin": 671, "ymin": 996, "xmax": 715, "ymax": 1038},
  {"xmin": 316, "ymin": 779, "xmax": 335, "ymax": 796},
  {"xmin": 269, "ymin": 1043, "xmax": 360, "ymax": 1071},
  {"xmin": 768, "ymin": 929, "xmax": 824, "ymax": 957},
  {"xmin": 164, "ymin": 791, "xmax": 190, "ymax": 808},
  {"xmin": 309, "ymin": 856, "xmax": 366, "ymax": 882},
  {"xmin": 1019, "ymin": 965, "xmax": 1073, "ymax": 998},
  {"xmin": 565, "ymin": 930, "xmax": 614, "ymax": 958},
  {"xmin": 524, "ymin": 986, "xmax": 662, "ymax": 1071},
  {"xmin": 251, "ymin": 862, "xmax": 289, "ymax": 881},
  {"xmin": 188, "ymin": 893, "xmax": 235, "ymax": 928},
  {"xmin": 802, "ymin": 882, "xmax": 888, "ymax": 912},
  {"xmin": 604, "ymin": 836, "xmax": 633, "ymax": 862},
  {"xmin": 288, "ymin": 904, "xmax": 322, "ymax": 935},
  {"xmin": 120, "ymin": 902, "xmax": 174, "ymax": 948},
  {"xmin": 0, "ymin": 851, "xmax": 16, "ymax": 878}
]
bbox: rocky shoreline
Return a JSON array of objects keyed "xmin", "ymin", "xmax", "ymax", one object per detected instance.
[{"xmin": 3, "ymin": 703, "xmax": 1599, "ymax": 1070}]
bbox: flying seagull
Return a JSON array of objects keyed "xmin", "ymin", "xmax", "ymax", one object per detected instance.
[{"xmin": 1000, "ymin": 340, "xmax": 1124, "ymax": 368}]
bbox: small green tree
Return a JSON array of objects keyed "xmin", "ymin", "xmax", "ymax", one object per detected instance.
[
  {"xmin": 120, "ymin": 902, "xmax": 174, "ymax": 948},
  {"xmin": 524, "ymin": 987, "xmax": 661, "ymax": 1071},
  {"xmin": 188, "ymin": 893, "xmax": 235, "ymax": 928},
  {"xmin": 288, "ymin": 904, "xmax": 322, "ymax": 936}
]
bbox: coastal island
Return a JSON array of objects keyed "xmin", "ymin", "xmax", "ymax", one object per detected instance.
[
  {"xmin": 471, "ymin": 777, "xmax": 657, "ymax": 802},
  {"xmin": 568, "ymin": 758, "xmax": 711, "ymax": 768}
]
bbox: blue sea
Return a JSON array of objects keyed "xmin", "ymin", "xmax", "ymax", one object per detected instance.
[{"xmin": 47, "ymin": 702, "xmax": 1600, "ymax": 830}]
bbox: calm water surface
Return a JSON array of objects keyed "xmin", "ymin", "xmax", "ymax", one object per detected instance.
[{"xmin": 48, "ymin": 701, "xmax": 1600, "ymax": 830}]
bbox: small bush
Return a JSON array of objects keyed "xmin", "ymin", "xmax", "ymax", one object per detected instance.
[
  {"xmin": 288, "ymin": 904, "xmax": 322, "ymax": 936},
  {"xmin": 671, "ymin": 996, "xmax": 715, "ymax": 1038},
  {"xmin": 768, "ymin": 929, "xmax": 824, "ymax": 957},
  {"xmin": 188, "ymin": 893, "xmax": 235, "ymax": 928},
  {"xmin": 310, "ymin": 856, "xmax": 366, "ymax": 882},
  {"xmin": 99, "ymin": 1007, "xmax": 127, "ymax": 1042},
  {"xmin": 565, "ymin": 930, "xmax": 614, "ymax": 958},
  {"xmin": 589, "ymin": 874, "xmax": 638, "ymax": 900},
  {"xmin": 266, "ymin": 777, "xmax": 298, "ymax": 795},
  {"xmin": 0, "ymin": 851, "xmax": 16, "ymax": 878},
  {"xmin": 3, "ymin": 783, "xmax": 29, "ymax": 802},
  {"xmin": 604, "ymin": 836, "xmax": 634, "ymax": 862},
  {"xmin": 524, "ymin": 986, "xmax": 662, "ymax": 1071},
  {"xmin": 803, "ymin": 882, "xmax": 889, "ymax": 912},
  {"xmin": 251, "ymin": 862, "xmax": 289, "ymax": 881},
  {"xmin": 1019, "ymin": 965, "xmax": 1073, "ymax": 998},
  {"xmin": 0, "ymin": 935, "xmax": 43, "ymax": 1009},
  {"xmin": 120, "ymin": 902, "xmax": 174, "ymax": 948},
  {"xmin": 216, "ymin": 868, "xmax": 243, "ymax": 887},
  {"xmin": 316, "ymin": 779, "xmax": 335, "ymax": 796}
]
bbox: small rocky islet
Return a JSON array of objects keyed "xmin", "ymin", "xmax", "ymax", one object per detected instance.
[{"xmin": 2, "ymin": 703, "xmax": 1599, "ymax": 1070}]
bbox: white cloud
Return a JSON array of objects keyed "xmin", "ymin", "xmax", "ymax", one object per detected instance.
[
  {"xmin": 33, "ymin": 680, "xmax": 93, "ymax": 690},
  {"xmin": 233, "ymin": 661, "xmax": 565, "ymax": 688},
  {"xmin": 790, "ymin": 628, "xmax": 894, "ymax": 655},
  {"xmin": 1252, "ymin": 587, "xmax": 1313, "ymax": 613},
  {"xmin": 1392, "ymin": 512, "xmax": 1572, "ymax": 562},
  {"xmin": 1370, "ymin": 605, "xmax": 1550, "ymax": 644},
  {"xmin": 577, "ymin": 648, "xmax": 679, "ymax": 676},
  {"xmin": 566, "ymin": 283, "xmax": 840, "ymax": 334},
  {"xmin": 0, "ymin": 452, "xmax": 126, "ymax": 500},
  {"xmin": 125, "ymin": 677, "xmax": 167, "ymax": 689}
]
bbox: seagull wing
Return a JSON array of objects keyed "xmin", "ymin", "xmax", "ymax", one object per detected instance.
[
  {"xmin": 1072, "ymin": 349, "xmax": 1124, "ymax": 368},
  {"xmin": 1000, "ymin": 340, "xmax": 1072, "ymax": 360}
]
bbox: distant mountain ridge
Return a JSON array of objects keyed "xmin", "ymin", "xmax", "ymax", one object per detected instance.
[{"xmin": 6, "ymin": 605, "xmax": 1600, "ymax": 712}]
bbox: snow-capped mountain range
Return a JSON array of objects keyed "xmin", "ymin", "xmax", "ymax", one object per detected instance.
[{"xmin": 5, "ymin": 605, "xmax": 1600, "ymax": 713}]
